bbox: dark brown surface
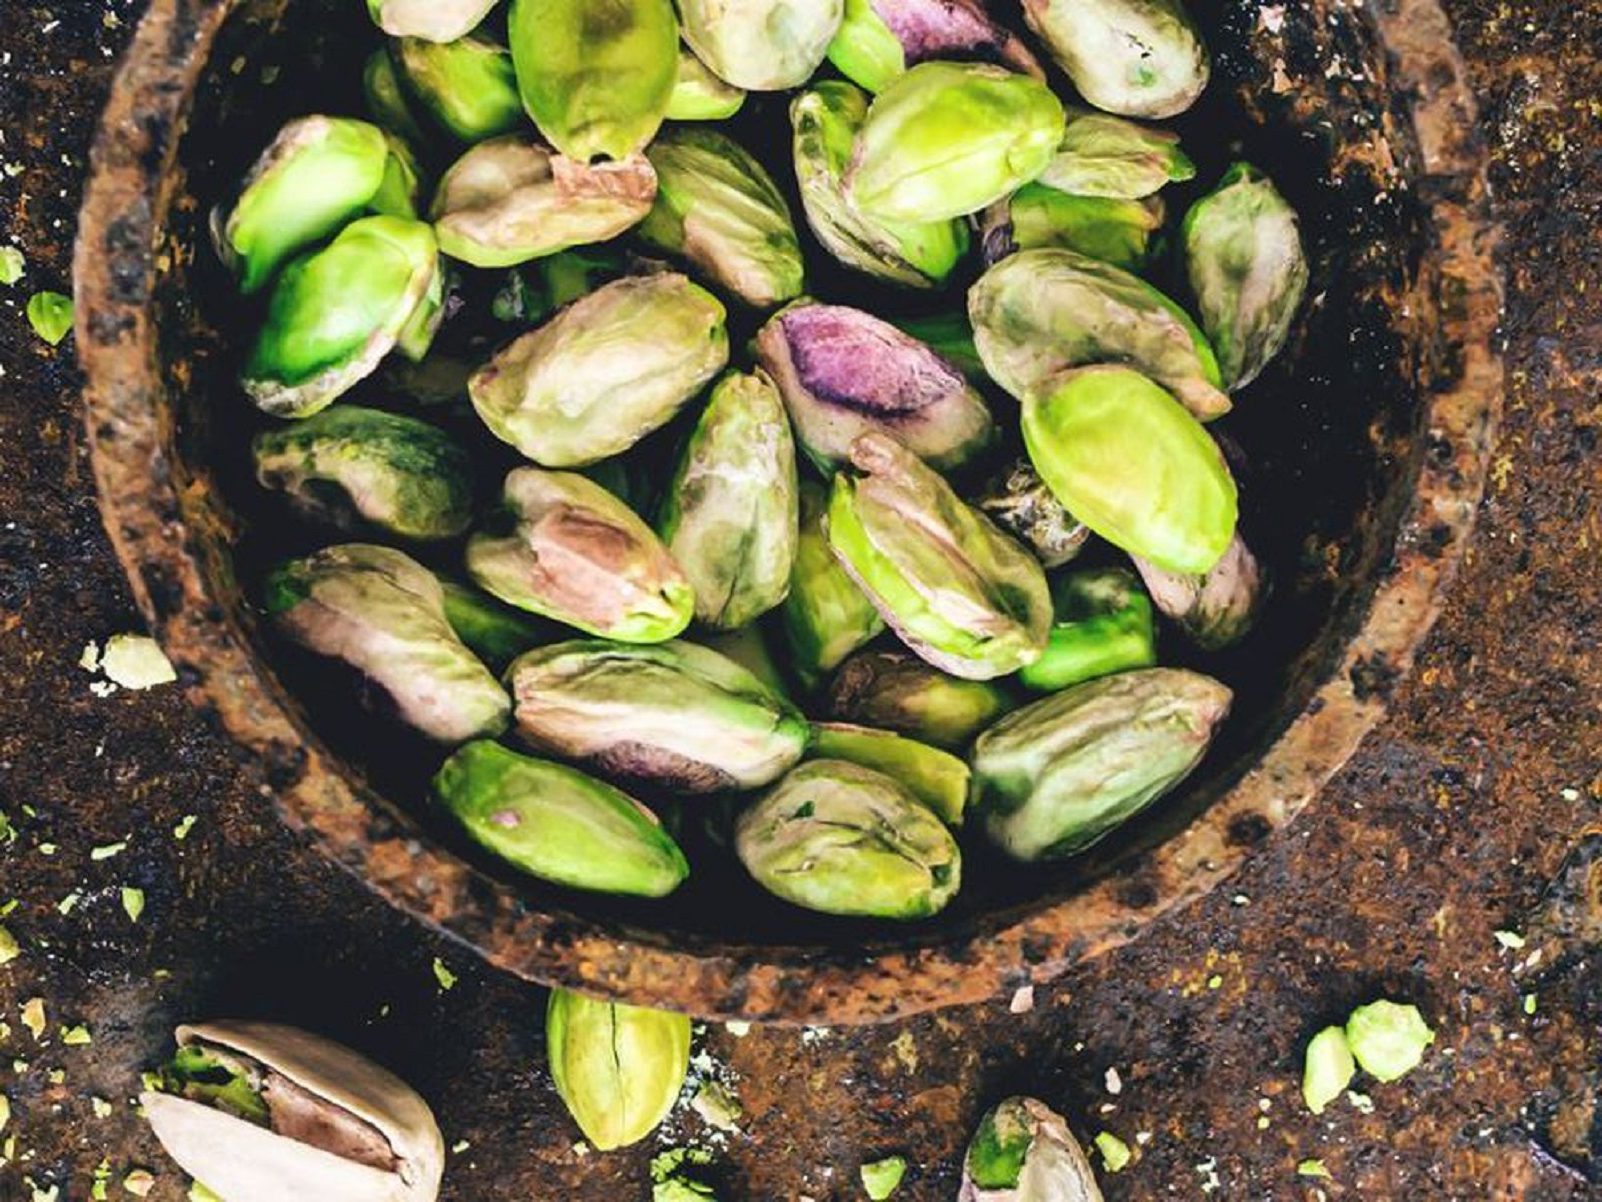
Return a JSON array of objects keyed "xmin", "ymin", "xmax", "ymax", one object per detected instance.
[{"xmin": 0, "ymin": 4, "xmax": 1596, "ymax": 1202}]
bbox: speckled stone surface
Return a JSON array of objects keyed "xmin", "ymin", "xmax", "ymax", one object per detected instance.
[{"xmin": 0, "ymin": 1, "xmax": 1597, "ymax": 1200}]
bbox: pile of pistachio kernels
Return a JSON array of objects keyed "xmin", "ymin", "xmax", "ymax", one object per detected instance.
[{"xmin": 228, "ymin": 0, "xmax": 1310, "ymax": 923}]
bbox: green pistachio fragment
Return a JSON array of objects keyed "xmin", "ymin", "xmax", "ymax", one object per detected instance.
[
  {"xmin": 811, "ymin": 722, "xmax": 969, "ymax": 826},
  {"xmin": 972, "ymin": 666, "xmax": 1232, "ymax": 860},
  {"xmin": 676, "ymin": 0, "xmax": 843, "ymax": 90},
  {"xmin": 393, "ymin": 34, "xmax": 524, "ymax": 144},
  {"xmin": 756, "ymin": 302, "xmax": 993, "ymax": 472},
  {"xmin": 242, "ymin": 216, "xmax": 440, "ymax": 418},
  {"xmin": 667, "ymin": 48, "xmax": 747, "ymax": 120},
  {"xmin": 846, "ymin": 62, "xmax": 1065, "ymax": 224},
  {"xmin": 1022, "ymin": 0, "xmax": 1210, "ymax": 119},
  {"xmin": 469, "ymin": 272, "xmax": 728, "ymax": 466},
  {"xmin": 1133, "ymin": 530, "xmax": 1261, "ymax": 649},
  {"xmin": 639, "ymin": 127, "xmax": 805, "ymax": 309},
  {"xmin": 252, "ymin": 405, "xmax": 473, "ymax": 541},
  {"xmin": 780, "ymin": 481, "xmax": 885, "ymax": 690},
  {"xmin": 986, "ymin": 187, "xmax": 1165, "ymax": 273},
  {"xmin": 265, "ymin": 544, "xmax": 509, "ymax": 743},
  {"xmin": 828, "ymin": 649, "xmax": 1008, "ymax": 750},
  {"xmin": 828, "ymin": 0, "xmax": 1043, "ymax": 94},
  {"xmin": 1301, "ymin": 1025, "xmax": 1355, "ymax": 1115},
  {"xmin": 1018, "ymin": 568, "xmax": 1155, "ymax": 693},
  {"xmin": 791, "ymin": 81, "xmax": 969, "ymax": 289},
  {"xmin": 507, "ymin": 639, "xmax": 809, "ymax": 793},
  {"xmin": 861, "ymin": 1155, "xmax": 908, "ymax": 1201},
  {"xmin": 973, "ymin": 457, "xmax": 1088, "ymax": 569},
  {"xmin": 1182, "ymin": 162, "xmax": 1309, "ymax": 389},
  {"xmin": 467, "ymin": 467, "xmax": 694, "ymax": 643},
  {"xmin": 736, "ymin": 759, "xmax": 961, "ymax": 919},
  {"xmin": 546, "ymin": 990, "xmax": 690, "ymax": 1151},
  {"xmin": 1036, "ymin": 110, "xmax": 1195, "ymax": 199},
  {"xmin": 960, "ymin": 1096, "xmax": 1103, "ymax": 1201},
  {"xmin": 364, "ymin": 49, "xmax": 431, "ymax": 147},
  {"xmin": 508, "ymin": 0, "xmax": 678, "ymax": 163},
  {"xmin": 439, "ymin": 579, "xmax": 555, "ymax": 671},
  {"xmin": 969, "ymin": 247, "xmax": 1229, "ymax": 420},
  {"xmin": 431, "ymin": 136, "xmax": 657, "ymax": 268},
  {"xmin": 434, "ymin": 740, "xmax": 689, "ymax": 897},
  {"xmin": 1345, "ymin": 1000, "xmax": 1435, "ymax": 1083},
  {"xmin": 1022, "ymin": 366, "xmax": 1237, "ymax": 574},
  {"xmin": 827, "ymin": 433, "xmax": 1051, "ymax": 680},
  {"xmin": 368, "ymin": 0, "xmax": 500, "ymax": 43},
  {"xmin": 658, "ymin": 371, "xmax": 799, "ymax": 630}
]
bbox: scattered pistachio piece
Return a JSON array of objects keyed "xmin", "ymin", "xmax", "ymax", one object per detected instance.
[
  {"xmin": 860, "ymin": 1154, "xmax": 907, "ymax": 1199},
  {"xmin": 1492, "ymin": 929, "xmax": 1525, "ymax": 950},
  {"xmin": 1344, "ymin": 1000, "xmax": 1434, "ymax": 1083},
  {"xmin": 61, "ymin": 1025, "xmax": 92, "ymax": 1046},
  {"xmin": 690, "ymin": 1081, "xmax": 742, "ymax": 1132},
  {"xmin": 173, "ymin": 815, "xmax": 197, "ymax": 841},
  {"xmin": 433, "ymin": 957, "xmax": 458, "ymax": 991},
  {"xmin": 90, "ymin": 1096, "xmax": 113, "ymax": 1118},
  {"xmin": 26, "ymin": 291, "xmax": 73, "ymax": 345},
  {"xmin": 99, "ymin": 636, "xmax": 177, "ymax": 690},
  {"xmin": 1345, "ymin": 1090, "xmax": 1374, "ymax": 1113},
  {"xmin": 0, "ymin": 1093, "xmax": 8, "ymax": 1134},
  {"xmin": 122, "ymin": 1170, "xmax": 155, "ymax": 1198},
  {"xmin": 90, "ymin": 841, "xmax": 127, "ymax": 861},
  {"xmin": 21, "ymin": 998, "xmax": 45, "ymax": 1041},
  {"xmin": 0, "ymin": 246, "xmax": 24, "ymax": 285},
  {"xmin": 0, "ymin": 927, "xmax": 18, "ymax": 966},
  {"xmin": 57, "ymin": 891, "xmax": 81, "ymax": 916},
  {"xmin": 1297, "ymin": 1158, "xmax": 1330, "ymax": 1178},
  {"xmin": 1301, "ymin": 1025, "xmax": 1354, "ymax": 1115},
  {"xmin": 1523, "ymin": 993, "xmax": 1538, "ymax": 1015},
  {"xmin": 1095, "ymin": 1131, "xmax": 1131, "ymax": 1172},
  {"xmin": 122, "ymin": 887, "xmax": 146, "ymax": 923}
]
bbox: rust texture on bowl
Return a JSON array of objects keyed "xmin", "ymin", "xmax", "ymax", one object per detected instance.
[{"xmin": 76, "ymin": 0, "xmax": 1501, "ymax": 1023}]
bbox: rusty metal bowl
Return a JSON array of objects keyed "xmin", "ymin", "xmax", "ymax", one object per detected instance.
[{"xmin": 76, "ymin": 0, "xmax": 1501, "ymax": 1023}]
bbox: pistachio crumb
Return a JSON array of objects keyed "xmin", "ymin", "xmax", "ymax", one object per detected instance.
[
  {"xmin": 0, "ymin": 925, "xmax": 19, "ymax": 965},
  {"xmin": 99, "ymin": 635, "xmax": 177, "ymax": 690},
  {"xmin": 90, "ymin": 841, "xmax": 128, "ymax": 861},
  {"xmin": 432, "ymin": 957, "xmax": 457, "ymax": 991},
  {"xmin": 21, "ymin": 998, "xmax": 46, "ymax": 1041},
  {"xmin": 1095, "ymin": 1131, "xmax": 1132, "ymax": 1172},
  {"xmin": 1297, "ymin": 1158, "xmax": 1331, "ymax": 1178},
  {"xmin": 859, "ymin": 1154, "xmax": 907, "ymax": 1200},
  {"xmin": 121, "ymin": 888, "xmax": 145, "ymax": 923},
  {"xmin": 90, "ymin": 1096, "xmax": 112, "ymax": 1118},
  {"xmin": 60, "ymin": 1025, "xmax": 91, "ymax": 1046},
  {"xmin": 173, "ymin": 815, "xmax": 198, "ymax": 841},
  {"xmin": 56, "ymin": 891, "xmax": 81, "ymax": 916},
  {"xmin": 123, "ymin": 1169, "xmax": 155, "ymax": 1197},
  {"xmin": 1492, "ymin": 930, "xmax": 1525, "ymax": 950}
]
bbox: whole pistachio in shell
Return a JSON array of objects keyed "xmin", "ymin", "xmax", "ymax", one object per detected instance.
[
  {"xmin": 1018, "ymin": 567, "xmax": 1156, "ymax": 694},
  {"xmin": 469, "ymin": 272, "xmax": 728, "ymax": 467},
  {"xmin": 1133, "ymin": 528, "xmax": 1262, "ymax": 649},
  {"xmin": 827, "ymin": 648, "xmax": 1009, "ymax": 751},
  {"xmin": 959, "ymin": 1096, "xmax": 1103, "ymax": 1201},
  {"xmin": 142, "ymin": 1020, "xmax": 444, "ymax": 1202},
  {"xmin": 676, "ymin": 0, "xmax": 844, "ymax": 91},
  {"xmin": 779, "ymin": 480, "xmax": 885, "ymax": 691},
  {"xmin": 368, "ymin": 0, "xmax": 500, "ymax": 43},
  {"xmin": 972, "ymin": 457, "xmax": 1089, "ymax": 569},
  {"xmin": 1022, "ymin": 0, "xmax": 1210, "ymax": 119},
  {"xmin": 810, "ymin": 721, "xmax": 970, "ymax": 826},
  {"xmin": 547, "ymin": 990, "xmax": 691, "ymax": 1151},
  {"xmin": 827, "ymin": 0, "xmax": 1043, "ymax": 93},
  {"xmin": 667, "ymin": 47, "xmax": 747, "ymax": 120},
  {"xmin": 466, "ymin": 467, "xmax": 694, "ymax": 643},
  {"xmin": 1036, "ymin": 110, "xmax": 1195, "ymax": 199},
  {"xmin": 431, "ymin": 136, "xmax": 657, "ymax": 268},
  {"xmin": 392, "ymin": 34, "xmax": 524, "ymax": 144}
]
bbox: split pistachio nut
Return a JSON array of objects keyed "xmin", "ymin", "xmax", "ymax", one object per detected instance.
[
  {"xmin": 434, "ymin": 740, "xmax": 689, "ymax": 896},
  {"xmin": 1133, "ymin": 529, "xmax": 1262, "ymax": 649},
  {"xmin": 1022, "ymin": 0, "xmax": 1210, "ymax": 119},
  {"xmin": 1036, "ymin": 110, "xmax": 1196, "ymax": 199},
  {"xmin": 364, "ymin": 49, "xmax": 430, "ymax": 146},
  {"xmin": 508, "ymin": 0, "xmax": 678, "ymax": 162},
  {"xmin": 828, "ymin": 0, "xmax": 1043, "ymax": 94},
  {"xmin": 431, "ymin": 135, "xmax": 657, "ymax": 268},
  {"xmin": 810, "ymin": 721, "xmax": 970, "ymax": 826},
  {"xmin": 735, "ymin": 759, "xmax": 961, "ymax": 919},
  {"xmin": 1182, "ymin": 162, "xmax": 1309, "ymax": 389},
  {"xmin": 827, "ymin": 648, "xmax": 1009, "ymax": 750},
  {"xmin": 756, "ymin": 302, "xmax": 993, "ymax": 472},
  {"xmin": 677, "ymin": 0, "xmax": 843, "ymax": 90},
  {"xmin": 242, "ymin": 215, "xmax": 440, "ymax": 418},
  {"xmin": 467, "ymin": 467, "xmax": 694, "ymax": 642},
  {"xmin": 638, "ymin": 127, "xmax": 805, "ymax": 309},
  {"xmin": 968, "ymin": 246, "xmax": 1230, "ymax": 420},
  {"xmin": 845, "ymin": 61, "xmax": 1065, "ymax": 224},
  {"xmin": 791, "ymin": 81, "xmax": 969, "ymax": 289},
  {"xmin": 658, "ymin": 370, "xmax": 800, "ymax": 630},
  {"xmin": 971, "ymin": 666, "xmax": 1232, "ymax": 859},
  {"xmin": 973, "ymin": 457, "xmax": 1088, "ymax": 569},
  {"xmin": 507, "ymin": 639, "xmax": 809, "ymax": 793},
  {"xmin": 368, "ymin": 0, "xmax": 500, "ymax": 43},
  {"xmin": 469, "ymin": 272, "xmax": 728, "ymax": 466},
  {"xmin": 439, "ymin": 579, "xmax": 555, "ymax": 671},
  {"xmin": 667, "ymin": 47, "xmax": 747, "ymax": 120},
  {"xmin": 779, "ymin": 480, "xmax": 885, "ymax": 690},
  {"xmin": 252, "ymin": 405, "xmax": 473, "ymax": 541},
  {"xmin": 1018, "ymin": 567, "xmax": 1156, "ymax": 693},
  {"xmin": 143, "ymin": 1020, "xmax": 444, "ymax": 1202},
  {"xmin": 959, "ymin": 1096, "xmax": 1103, "ymax": 1202},
  {"xmin": 547, "ymin": 990, "xmax": 691, "ymax": 1151},
  {"xmin": 265, "ymin": 544, "xmax": 510, "ymax": 743},
  {"xmin": 393, "ymin": 34, "xmax": 524, "ymax": 144},
  {"xmin": 987, "ymin": 187, "xmax": 1165, "ymax": 273},
  {"xmin": 1022, "ymin": 365, "xmax": 1237, "ymax": 575},
  {"xmin": 826, "ymin": 433, "xmax": 1051, "ymax": 680}
]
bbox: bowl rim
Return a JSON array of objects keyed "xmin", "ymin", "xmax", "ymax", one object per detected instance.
[{"xmin": 74, "ymin": 0, "xmax": 1503, "ymax": 1024}]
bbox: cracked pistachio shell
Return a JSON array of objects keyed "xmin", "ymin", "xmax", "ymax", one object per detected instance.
[
  {"xmin": 1022, "ymin": 366, "xmax": 1237, "ymax": 574},
  {"xmin": 434, "ymin": 740, "xmax": 689, "ymax": 896},
  {"xmin": 243, "ymin": 216, "xmax": 440, "ymax": 418},
  {"xmin": 547, "ymin": 990, "xmax": 690, "ymax": 1151},
  {"xmin": 736, "ymin": 759, "xmax": 961, "ymax": 919},
  {"xmin": 1036, "ymin": 110, "xmax": 1195, "ymax": 199},
  {"xmin": 368, "ymin": 0, "xmax": 500, "ymax": 42},
  {"xmin": 431, "ymin": 136, "xmax": 657, "ymax": 268},
  {"xmin": 828, "ymin": 648, "xmax": 1008, "ymax": 750},
  {"xmin": 985, "ymin": 187, "xmax": 1165, "ymax": 273},
  {"xmin": 1133, "ymin": 529, "xmax": 1261, "ymax": 649},
  {"xmin": 469, "ymin": 272, "xmax": 728, "ymax": 466},
  {"xmin": 639, "ymin": 128, "xmax": 805, "ymax": 309},
  {"xmin": 780, "ymin": 480, "xmax": 884, "ymax": 691},
  {"xmin": 265, "ymin": 544, "xmax": 509, "ymax": 742},
  {"xmin": 969, "ymin": 247, "xmax": 1229, "ymax": 419},
  {"xmin": 251, "ymin": 406, "xmax": 473, "ymax": 541},
  {"xmin": 467, "ymin": 467, "xmax": 694, "ymax": 643},
  {"xmin": 658, "ymin": 371, "xmax": 799, "ymax": 630},
  {"xmin": 756, "ymin": 302, "xmax": 993, "ymax": 472},
  {"xmin": 845, "ymin": 62, "xmax": 1065, "ymax": 224},
  {"xmin": 828, "ymin": 0, "xmax": 1043, "ymax": 93},
  {"xmin": 508, "ymin": 0, "xmax": 678, "ymax": 162},
  {"xmin": 508, "ymin": 638, "xmax": 809, "ymax": 793},
  {"xmin": 826, "ymin": 433, "xmax": 1051, "ymax": 681},
  {"xmin": 144, "ymin": 1021, "xmax": 444, "ymax": 1202},
  {"xmin": 393, "ymin": 34, "xmax": 524, "ymax": 144},
  {"xmin": 973, "ymin": 457, "xmax": 1088, "ymax": 569},
  {"xmin": 667, "ymin": 47, "xmax": 747, "ymax": 120},
  {"xmin": 810, "ymin": 722, "xmax": 969, "ymax": 826},
  {"xmin": 440, "ymin": 579, "xmax": 555, "ymax": 671},
  {"xmin": 972, "ymin": 666, "xmax": 1231, "ymax": 859},
  {"xmin": 365, "ymin": 49, "xmax": 431, "ymax": 146},
  {"xmin": 791, "ymin": 81, "xmax": 969, "ymax": 289},
  {"xmin": 1017, "ymin": 567, "xmax": 1155, "ymax": 693},
  {"xmin": 677, "ymin": 0, "xmax": 843, "ymax": 90},
  {"xmin": 1022, "ymin": 0, "xmax": 1209, "ymax": 119},
  {"xmin": 959, "ymin": 1096, "xmax": 1103, "ymax": 1202},
  {"xmin": 1182, "ymin": 162, "xmax": 1309, "ymax": 389}
]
